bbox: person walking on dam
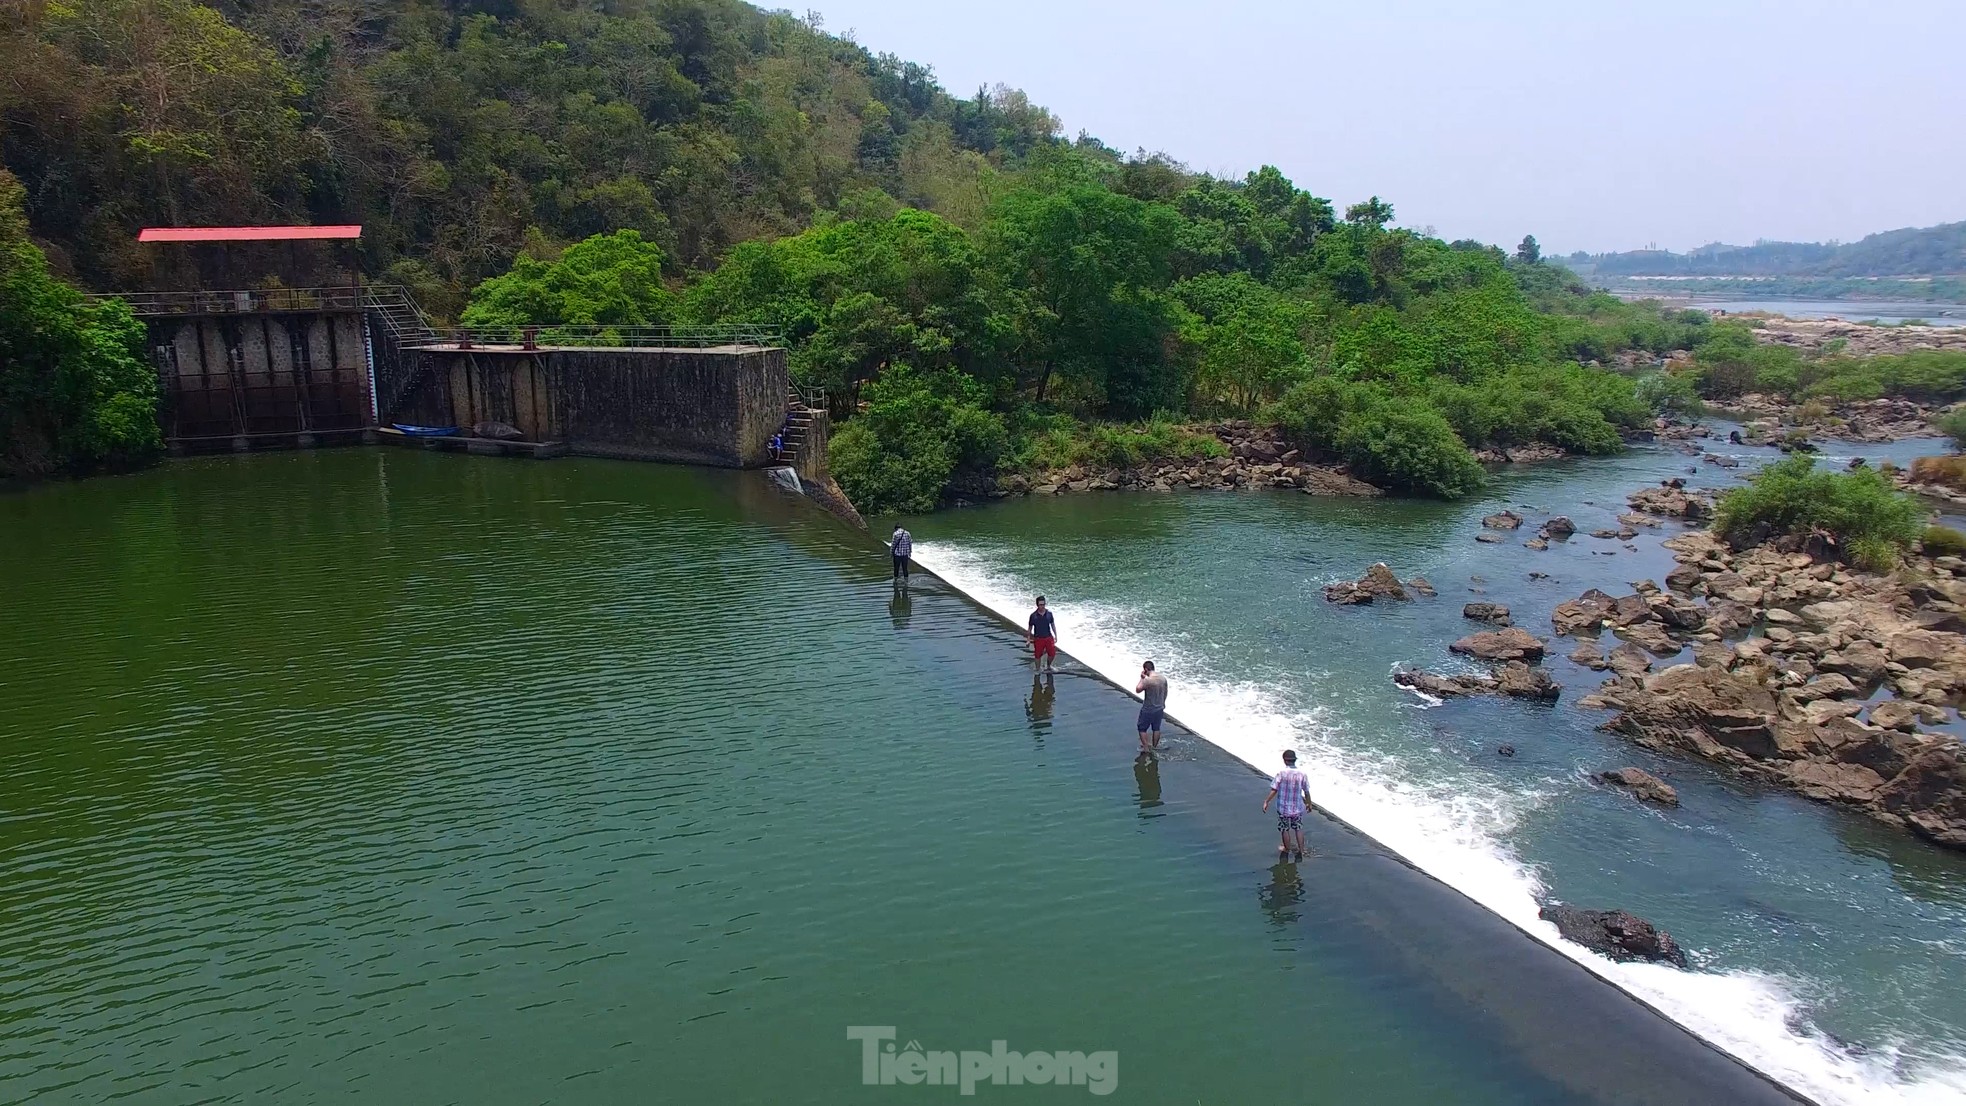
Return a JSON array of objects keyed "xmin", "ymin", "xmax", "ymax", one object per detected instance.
[
  {"xmin": 1027, "ymin": 596, "xmax": 1057, "ymax": 673},
  {"xmin": 890, "ymin": 525, "xmax": 912, "ymax": 582},
  {"xmin": 1262, "ymin": 749, "xmax": 1312, "ymax": 863},
  {"xmin": 1135, "ymin": 661, "xmax": 1168, "ymax": 752}
]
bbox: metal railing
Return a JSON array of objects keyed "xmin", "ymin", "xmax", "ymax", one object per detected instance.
[
  {"xmin": 102, "ymin": 287, "xmax": 371, "ymax": 316},
  {"xmin": 403, "ymin": 324, "xmax": 782, "ymax": 351}
]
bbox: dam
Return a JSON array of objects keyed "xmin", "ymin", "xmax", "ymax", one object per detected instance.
[{"xmin": 115, "ymin": 284, "xmax": 818, "ymax": 477}]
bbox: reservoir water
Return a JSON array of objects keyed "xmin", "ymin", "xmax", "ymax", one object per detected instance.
[{"xmin": 0, "ymin": 446, "xmax": 1961, "ymax": 1104}]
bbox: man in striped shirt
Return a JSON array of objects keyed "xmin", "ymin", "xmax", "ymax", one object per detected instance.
[{"xmin": 1262, "ymin": 749, "xmax": 1313, "ymax": 862}]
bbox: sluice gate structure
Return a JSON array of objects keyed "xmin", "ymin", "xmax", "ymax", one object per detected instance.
[{"xmin": 116, "ymin": 284, "xmax": 813, "ymax": 476}]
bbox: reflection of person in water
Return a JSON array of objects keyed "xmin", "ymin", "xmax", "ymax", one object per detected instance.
[
  {"xmin": 1024, "ymin": 672, "xmax": 1054, "ymax": 735},
  {"xmin": 888, "ymin": 587, "xmax": 911, "ymax": 631},
  {"xmin": 1133, "ymin": 751, "xmax": 1162, "ymax": 811},
  {"xmin": 1259, "ymin": 862, "xmax": 1306, "ymax": 932}
]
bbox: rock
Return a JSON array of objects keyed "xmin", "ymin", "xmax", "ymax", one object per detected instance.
[
  {"xmin": 1494, "ymin": 661, "xmax": 1562, "ymax": 701},
  {"xmin": 1483, "ymin": 510, "xmax": 1524, "ymax": 530},
  {"xmin": 1868, "ymin": 699, "xmax": 1921, "ymax": 732},
  {"xmin": 1597, "ymin": 767, "xmax": 1680, "ymax": 807},
  {"xmin": 1463, "ymin": 602, "xmax": 1512, "ymax": 625},
  {"xmin": 1818, "ymin": 641, "xmax": 1889, "ymax": 688},
  {"xmin": 1607, "ymin": 642, "xmax": 1655, "ymax": 678},
  {"xmin": 1785, "ymin": 761, "xmax": 1888, "ymax": 804},
  {"xmin": 1666, "ymin": 564, "xmax": 1705, "ymax": 594},
  {"xmin": 1497, "ymin": 744, "xmax": 1516, "ymax": 757},
  {"xmin": 1322, "ymin": 583, "xmax": 1373, "ymax": 605},
  {"xmin": 1407, "ymin": 577, "xmax": 1438, "ymax": 598},
  {"xmin": 1395, "ymin": 670, "xmax": 1487, "ymax": 698},
  {"xmin": 1359, "ymin": 563, "xmax": 1409, "ymax": 601},
  {"xmin": 1570, "ymin": 639, "xmax": 1608, "ymax": 670},
  {"xmin": 1325, "ymin": 562, "xmax": 1412, "ymax": 604},
  {"xmin": 1764, "ymin": 608, "xmax": 1804, "ymax": 626},
  {"xmin": 472, "ymin": 420, "xmax": 525, "ymax": 441},
  {"xmin": 1538, "ymin": 905, "xmax": 1688, "ymax": 968},
  {"xmin": 1476, "ymin": 532, "xmax": 1504, "ymax": 544},
  {"xmin": 1544, "ymin": 516, "xmax": 1576, "ymax": 537},
  {"xmin": 1788, "ymin": 673, "xmax": 1859, "ymax": 702},
  {"xmin": 1592, "ymin": 529, "xmax": 1620, "ymax": 540},
  {"xmin": 998, "ymin": 473, "xmax": 1031, "ymax": 494},
  {"xmin": 1872, "ymin": 744, "xmax": 1966, "ymax": 849},
  {"xmin": 1033, "ymin": 483, "xmax": 1062, "ymax": 495},
  {"xmin": 1628, "ymin": 485, "xmax": 1714, "ymax": 521},
  {"xmin": 1525, "ymin": 538, "xmax": 1550, "ymax": 551},
  {"xmin": 1552, "ymin": 589, "xmax": 1618, "ymax": 635},
  {"xmin": 1615, "ymin": 620, "xmax": 1682, "ymax": 657},
  {"xmin": 1888, "ymin": 630, "xmax": 1959, "ymax": 669},
  {"xmin": 1449, "ymin": 627, "xmax": 1548, "ymax": 664}
]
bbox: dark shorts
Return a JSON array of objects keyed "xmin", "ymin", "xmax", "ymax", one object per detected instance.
[
  {"xmin": 1137, "ymin": 706, "xmax": 1164, "ymax": 732},
  {"xmin": 1277, "ymin": 813, "xmax": 1303, "ymax": 832}
]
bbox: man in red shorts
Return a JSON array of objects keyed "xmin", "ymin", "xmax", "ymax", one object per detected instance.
[{"xmin": 1026, "ymin": 595, "xmax": 1058, "ymax": 673}]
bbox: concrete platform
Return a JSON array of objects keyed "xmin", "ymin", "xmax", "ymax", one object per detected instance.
[{"xmin": 374, "ymin": 426, "xmax": 568, "ymax": 459}]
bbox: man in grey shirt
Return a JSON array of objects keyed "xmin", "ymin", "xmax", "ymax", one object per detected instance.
[{"xmin": 1134, "ymin": 660, "xmax": 1168, "ymax": 752}]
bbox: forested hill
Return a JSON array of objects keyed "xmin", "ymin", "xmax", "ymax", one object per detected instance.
[
  {"xmin": 1574, "ymin": 221, "xmax": 1966, "ymax": 279},
  {"xmin": 0, "ymin": 0, "xmax": 1058, "ymax": 307}
]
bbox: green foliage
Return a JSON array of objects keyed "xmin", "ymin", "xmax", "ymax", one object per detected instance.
[
  {"xmin": 1264, "ymin": 376, "xmax": 1485, "ymax": 498},
  {"xmin": 1020, "ymin": 414, "xmax": 1226, "ymax": 472},
  {"xmin": 1634, "ymin": 372, "xmax": 1706, "ymax": 418},
  {"xmin": 1713, "ymin": 456, "xmax": 1926, "ymax": 566},
  {"xmin": 1425, "ymin": 365, "xmax": 1635, "ymax": 456},
  {"xmin": 1798, "ymin": 350, "xmax": 1966, "ymax": 404},
  {"xmin": 1921, "ymin": 525, "xmax": 1966, "ymax": 559},
  {"xmin": 0, "ymin": 170, "xmax": 159, "ymax": 477},
  {"xmin": 828, "ymin": 366, "xmax": 1008, "ymax": 514},
  {"xmin": 462, "ymin": 230, "xmax": 675, "ymax": 334},
  {"xmin": 1936, "ymin": 408, "xmax": 1966, "ymax": 451}
]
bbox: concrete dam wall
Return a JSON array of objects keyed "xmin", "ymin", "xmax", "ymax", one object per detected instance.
[{"xmin": 388, "ymin": 344, "xmax": 790, "ymax": 468}]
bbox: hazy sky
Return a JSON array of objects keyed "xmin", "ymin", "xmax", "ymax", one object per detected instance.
[{"xmin": 808, "ymin": 0, "xmax": 1966, "ymax": 254}]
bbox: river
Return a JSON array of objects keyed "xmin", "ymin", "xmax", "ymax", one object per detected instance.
[
  {"xmin": 1, "ymin": 445, "xmax": 1962, "ymax": 1104},
  {"xmin": 903, "ymin": 431, "xmax": 1966, "ymax": 1106}
]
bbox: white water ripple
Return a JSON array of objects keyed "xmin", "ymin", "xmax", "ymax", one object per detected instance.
[{"xmin": 913, "ymin": 540, "xmax": 1966, "ymax": 1106}]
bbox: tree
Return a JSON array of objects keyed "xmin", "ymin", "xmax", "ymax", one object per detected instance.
[
  {"xmin": 0, "ymin": 170, "xmax": 158, "ymax": 477},
  {"xmin": 1515, "ymin": 235, "xmax": 1541, "ymax": 265},
  {"xmin": 983, "ymin": 185, "xmax": 1185, "ymax": 414},
  {"xmin": 1343, "ymin": 196, "xmax": 1395, "ymax": 229},
  {"xmin": 462, "ymin": 230, "xmax": 676, "ymax": 332}
]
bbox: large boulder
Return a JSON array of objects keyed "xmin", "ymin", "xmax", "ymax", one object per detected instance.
[
  {"xmin": 1538, "ymin": 905, "xmax": 1689, "ymax": 968},
  {"xmin": 1463, "ymin": 602, "xmax": 1512, "ymax": 625},
  {"xmin": 1483, "ymin": 510, "xmax": 1525, "ymax": 530},
  {"xmin": 1449, "ymin": 626, "xmax": 1547, "ymax": 664},
  {"xmin": 1326, "ymin": 562, "xmax": 1412, "ymax": 604},
  {"xmin": 1888, "ymin": 630, "xmax": 1959, "ymax": 670},
  {"xmin": 1615, "ymin": 620, "xmax": 1683, "ymax": 657},
  {"xmin": 1394, "ymin": 662, "xmax": 1560, "ymax": 702},
  {"xmin": 1596, "ymin": 767, "xmax": 1680, "ymax": 807},
  {"xmin": 1495, "ymin": 661, "xmax": 1562, "ymax": 701},
  {"xmin": 1871, "ymin": 743, "xmax": 1966, "ymax": 849},
  {"xmin": 1544, "ymin": 516, "xmax": 1577, "ymax": 538},
  {"xmin": 1553, "ymin": 589, "xmax": 1618, "ymax": 635}
]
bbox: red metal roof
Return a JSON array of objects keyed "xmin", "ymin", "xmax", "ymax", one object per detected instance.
[{"xmin": 137, "ymin": 225, "xmax": 363, "ymax": 243}]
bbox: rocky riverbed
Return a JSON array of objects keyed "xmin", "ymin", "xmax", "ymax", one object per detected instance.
[
  {"xmin": 1366, "ymin": 478, "xmax": 1966, "ymax": 851},
  {"xmin": 985, "ymin": 421, "xmax": 1580, "ymax": 503}
]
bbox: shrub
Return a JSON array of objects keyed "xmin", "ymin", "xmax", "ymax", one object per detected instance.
[
  {"xmin": 1337, "ymin": 404, "xmax": 1487, "ymax": 498},
  {"xmin": 829, "ymin": 366, "xmax": 1008, "ymax": 514},
  {"xmin": 1713, "ymin": 456, "xmax": 1926, "ymax": 565},
  {"xmin": 1014, "ymin": 414, "xmax": 1226, "ymax": 472},
  {"xmin": 1921, "ymin": 525, "xmax": 1966, "ymax": 559},
  {"xmin": 1634, "ymin": 371, "xmax": 1706, "ymax": 419},
  {"xmin": 1264, "ymin": 376, "xmax": 1485, "ymax": 498},
  {"xmin": 1908, "ymin": 454, "xmax": 1966, "ymax": 491},
  {"xmin": 1936, "ymin": 408, "xmax": 1966, "ymax": 452}
]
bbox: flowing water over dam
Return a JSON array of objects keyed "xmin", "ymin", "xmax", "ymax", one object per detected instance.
[
  {"xmin": 1, "ymin": 447, "xmax": 1962, "ymax": 1104},
  {"xmin": 908, "ymin": 436, "xmax": 1966, "ymax": 1106}
]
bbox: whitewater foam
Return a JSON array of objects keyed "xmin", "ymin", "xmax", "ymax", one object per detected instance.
[{"xmin": 912, "ymin": 540, "xmax": 1966, "ymax": 1106}]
